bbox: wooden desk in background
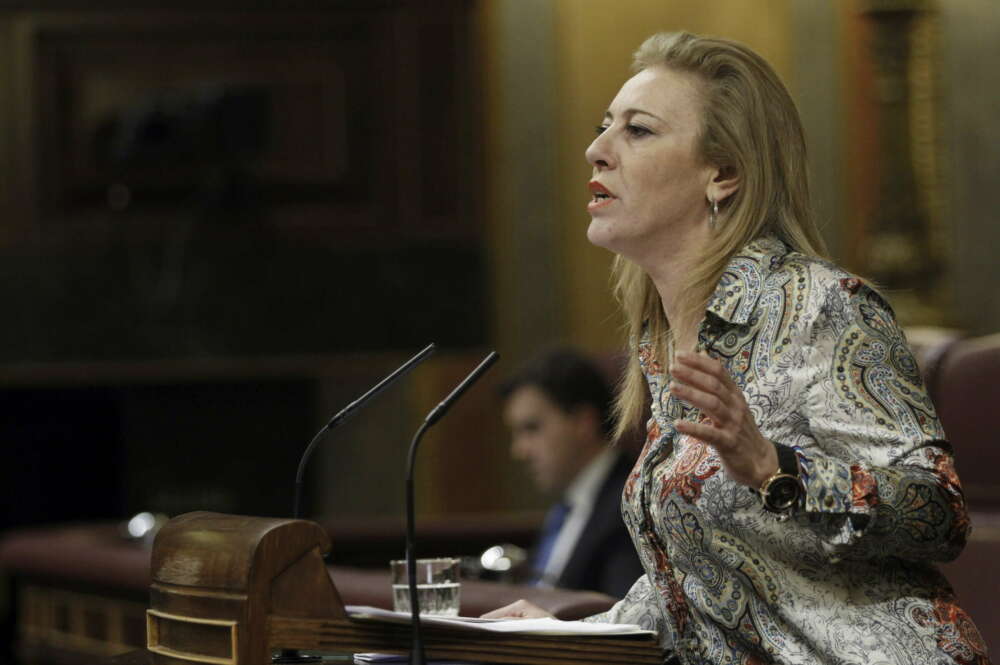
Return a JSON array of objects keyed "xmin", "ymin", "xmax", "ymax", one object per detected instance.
[{"xmin": 0, "ymin": 515, "xmax": 635, "ymax": 665}]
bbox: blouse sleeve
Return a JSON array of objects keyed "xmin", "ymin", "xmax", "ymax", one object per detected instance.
[
  {"xmin": 788, "ymin": 279, "xmax": 970, "ymax": 564},
  {"xmin": 582, "ymin": 573, "xmax": 674, "ymax": 652}
]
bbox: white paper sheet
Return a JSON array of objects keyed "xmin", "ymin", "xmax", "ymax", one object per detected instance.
[
  {"xmin": 344, "ymin": 606, "xmax": 656, "ymax": 637},
  {"xmin": 353, "ymin": 654, "xmax": 481, "ymax": 664}
]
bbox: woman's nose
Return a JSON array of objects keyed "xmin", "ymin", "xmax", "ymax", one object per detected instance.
[{"xmin": 585, "ymin": 132, "xmax": 613, "ymax": 169}]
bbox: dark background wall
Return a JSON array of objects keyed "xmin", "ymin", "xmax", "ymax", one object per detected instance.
[{"xmin": 0, "ymin": 0, "xmax": 493, "ymax": 532}]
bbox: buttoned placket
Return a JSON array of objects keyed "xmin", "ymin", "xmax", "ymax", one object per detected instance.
[
  {"xmin": 630, "ymin": 363, "xmax": 679, "ymax": 649},
  {"xmin": 636, "ymin": 357, "xmax": 710, "ymax": 652},
  {"xmin": 633, "ymin": 314, "xmax": 740, "ymax": 658}
]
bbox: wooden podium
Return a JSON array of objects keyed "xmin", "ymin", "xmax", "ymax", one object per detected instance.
[{"xmin": 143, "ymin": 512, "xmax": 662, "ymax": 665}]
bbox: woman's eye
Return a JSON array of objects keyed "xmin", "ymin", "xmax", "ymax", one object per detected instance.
[
  {"xmin": 595, "ymin": 124, "xmax": 609, "ymax": 135},
  {"xmin": 626, "ymin": 124, "xmax": 651, "ymax": 137}
]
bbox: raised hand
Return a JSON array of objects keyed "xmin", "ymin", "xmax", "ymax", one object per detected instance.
[{"xmin": 669, "ymin": 351, "xmax": 777, "ymax": 489}]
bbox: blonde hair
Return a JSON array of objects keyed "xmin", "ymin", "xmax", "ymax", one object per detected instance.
[{"xmin": 611, "ymin": 32, "xmax": 828, "ymax": 441}]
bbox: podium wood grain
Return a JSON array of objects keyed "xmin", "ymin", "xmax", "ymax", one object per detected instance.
[
  {"xmin": 145, "ymin": 512, "xmax": 662, "ymax": 665},
  {"xmin": 269, "ymin": 616, "xmax": 662, "ymax": 665}
]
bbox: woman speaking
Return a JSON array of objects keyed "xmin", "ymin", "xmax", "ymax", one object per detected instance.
[{"xmin": 485, "ymin": 32, "xmax": 989, "ymax": 665}]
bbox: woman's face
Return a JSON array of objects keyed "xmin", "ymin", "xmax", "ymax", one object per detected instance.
[{"xmin": 585, "ymin": 65, "xmax": 715, "ymax": 260}]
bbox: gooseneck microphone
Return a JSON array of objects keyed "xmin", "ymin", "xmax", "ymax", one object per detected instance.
[
  {"xmin": 292, "ymin": 343, "xmax": 436, "ymax": 519},
  {"xmin": 405, "ymin": 351, "xmax": 499, "ymax": 665},
  {"xmin": 277, "ymin": 344, "xmax": 435, "ymax": 665}
]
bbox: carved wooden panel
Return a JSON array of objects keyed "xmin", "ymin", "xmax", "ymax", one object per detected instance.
[
  {"xmin": 2, "ymin": 3, "xmax": 474, "ymax": 245},
  {"xmin": 28, "ymin": 13, "xmax": 387, "ymax": 238},
  {"xmin": 0, "ymin": 3, "xmax": 483, "ymax": 360}
]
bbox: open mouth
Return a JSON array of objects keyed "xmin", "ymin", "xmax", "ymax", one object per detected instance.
[{"xmin": 588, "ymin": 181, "xmax": 617, "ymax": 210}]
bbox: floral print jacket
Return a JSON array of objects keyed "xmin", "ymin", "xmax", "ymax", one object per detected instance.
[{"xmin": 588, "ymin": 237, "xmax": 990, "ymax": 665}]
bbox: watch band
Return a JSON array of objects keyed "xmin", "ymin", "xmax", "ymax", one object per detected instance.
[
  {"xmin": 774, "ymin": 442, "xmax": 799, "ymax": 477},
  {"xmin": 759, "ymin": 443, "xmax": 802, "ymax": 514}
]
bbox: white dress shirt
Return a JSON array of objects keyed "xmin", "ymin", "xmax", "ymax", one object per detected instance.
[{"xmin": 537, "ymin": 448, "xmax": 619, "ymax": 587}]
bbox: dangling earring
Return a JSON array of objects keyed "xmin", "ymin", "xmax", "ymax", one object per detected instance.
[{"xmin": 708, "ymin": 198, "xmax": 719, "ymax": 229}]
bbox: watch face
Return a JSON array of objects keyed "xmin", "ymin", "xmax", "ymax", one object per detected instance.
[{"xmin": 766, "ymin": 475, "xmax": 800, "ymax": 511}]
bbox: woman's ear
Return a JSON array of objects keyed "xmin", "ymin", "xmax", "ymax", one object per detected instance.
[{"xmin": 706, "ymin": 164, "xmax": 740, "ymax": 205}]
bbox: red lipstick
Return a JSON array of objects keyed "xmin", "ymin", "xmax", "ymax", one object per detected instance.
[
  {"xmin": 587, "ymin": 181, "xmax": 617, "ymax": 212},
  {"xmin": 588, "ymin": 181, "xmax": 615, "ymax": 197}
]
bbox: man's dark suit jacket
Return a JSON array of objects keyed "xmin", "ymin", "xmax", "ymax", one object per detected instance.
[{"xmin": 549, "ymin": 450, "xmax": 645, "ymax": 599}]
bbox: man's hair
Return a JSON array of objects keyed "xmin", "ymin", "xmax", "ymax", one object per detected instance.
[{"xmin": 499, "ymin": 348, "xmax": 614, "ymax": 438}]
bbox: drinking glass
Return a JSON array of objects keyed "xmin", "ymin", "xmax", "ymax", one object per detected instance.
[{"xmin": 390, "ymin": 557, "xmax": 461, "ymax": 617}]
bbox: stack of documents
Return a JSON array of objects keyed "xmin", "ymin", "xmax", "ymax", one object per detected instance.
[{"xmin": 345, "ymin": 605, "xmax": 656, "ymax": 636}]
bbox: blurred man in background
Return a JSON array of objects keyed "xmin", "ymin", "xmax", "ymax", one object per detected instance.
[{"xmin": 500, "ymin": 348, "xmax": 643, "ymax": 598}]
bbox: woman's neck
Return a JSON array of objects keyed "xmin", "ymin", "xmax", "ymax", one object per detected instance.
[{"xmin": 640, "ymin": 223, "xmax": 711, "ymax": 353}]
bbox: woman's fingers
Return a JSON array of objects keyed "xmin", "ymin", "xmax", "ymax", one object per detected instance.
[
  {"xmin": 671, "ymin": 354, "xmax": 733, "ymax": 399},
  {"xmin": 673, "ymin": 350, "xmax": 729, "ymax": 379},
  {"xmin": 479, "ymin": 599, "xmax": 553, "ymax": 620},
  {"xmin": 669, "ymin": 350, "xmax": 775, "ymax": 487},
  {"xmin": 670, "ymin": 353, "xmax": 736, "ymax": 422},
  {"xmin": 674, "ymin": 417, "xmax": 729, "ymax": 449},
  {"xmin": 670, "ymin": 381, "xmax": 727, "ymax": 421}
]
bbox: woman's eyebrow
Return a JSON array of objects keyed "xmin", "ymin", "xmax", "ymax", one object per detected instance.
[{"xmin": 603, "ymin": 108, "xmax": 666, "ymax": 124}]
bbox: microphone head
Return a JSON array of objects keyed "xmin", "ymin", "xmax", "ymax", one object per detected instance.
[{"xmin": 424, "ymin": 351, "xmax": 499, "ymax": 425}]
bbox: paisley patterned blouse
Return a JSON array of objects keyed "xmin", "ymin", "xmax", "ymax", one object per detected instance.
[{"xmin": 588, "ymin": 236, "xmax": 990, "ymax": 665}]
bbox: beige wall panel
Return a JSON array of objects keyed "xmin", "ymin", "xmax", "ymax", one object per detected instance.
[
  {"xmin": 940, "ymin": 0, "xmax": 1000, "ymax": 334},
  {"xmin": 476, "ymin": 0, "xmax": 565, "ymax": 365},
  {"xmin": 474, "ymin": 0, "xmax": 557, "ymax": 510},
  {"xmin": 791, "ymin": 1, "xmax": 844, "ymax": 261}
]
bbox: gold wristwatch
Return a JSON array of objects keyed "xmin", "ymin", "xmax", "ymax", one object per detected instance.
[{"xmin": 759, "ymin": 443, "xmax": 802, "ymax": 514}]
